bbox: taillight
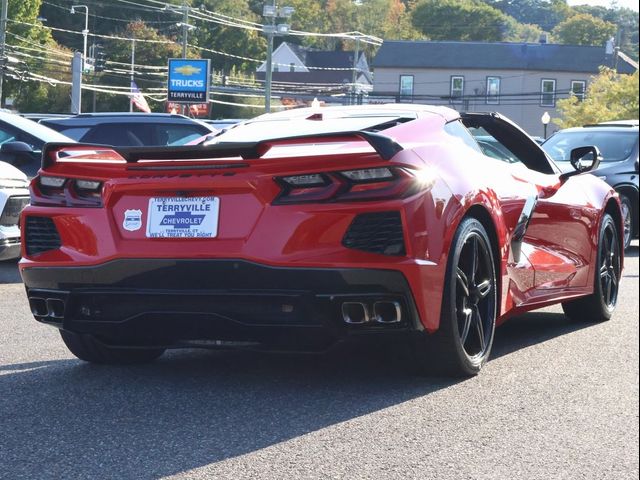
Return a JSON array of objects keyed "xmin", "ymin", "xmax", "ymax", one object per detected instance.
[
  {"xmin": 31, "ymin": 175, "xmax": 104, "ymax": 207},
  {"xmin": 274, "ymin": 167, "xmax": 429, "ymax": 204}
]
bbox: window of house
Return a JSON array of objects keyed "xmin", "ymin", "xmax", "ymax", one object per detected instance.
[
  {"xmin": 540, "ymin": 79, "xmax": 556, "ymax": 107},
  {"xmin": 450, "ymin": 76, "xmax": 464, "ymax": 103},
  {"xmin": 571, "ymin": 80, "xmax": 586, "ymax": 101},
  {"xmin": 486, "ymin": 77, "xmax": 500, "ymax": 105},
  {"xmin": 399, "ymin": 75, "xmax": 414, "ymax": 101},
  {"xmin": 289, "ymin": 63, "xmax": 296, "ymax": 72}
]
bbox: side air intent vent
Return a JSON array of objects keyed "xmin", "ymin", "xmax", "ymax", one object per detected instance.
[
  {"xmin": 342, "ymin": 211, "xmax": 406, "ymax": 256},
  {"xmin": 25, "ymin": 216, "xmax": 62, "ymax": 256}
]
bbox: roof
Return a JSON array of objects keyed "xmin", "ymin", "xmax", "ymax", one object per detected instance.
[
  {"xmin": 40, "ymin": 113, "xmax": 214, "ymax": 130},
  {"xmin": 279, "ymin": 42, "xmax": 364, "ymax": 69},
  {"xmin": 372, "ymin": 41, "xmax": 638, "ymax": 74}
]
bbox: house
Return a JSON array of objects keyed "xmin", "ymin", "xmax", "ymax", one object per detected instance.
[
  {"xmin": 256, "ymin": 42, "xmax": 373, "ymax": 104},
  {"xmin": 370, "ymin": 40, "xmax": 638, "ymax": 136}
]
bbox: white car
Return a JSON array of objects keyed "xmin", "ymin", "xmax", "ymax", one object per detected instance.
[{"xmin": 0, "ymin": 160, "xmax": 29, "ymax": 261}]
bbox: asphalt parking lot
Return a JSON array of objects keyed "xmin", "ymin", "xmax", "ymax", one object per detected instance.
[{"xmin": 0, "ymin": 243, "xmax": 638, "ymax": 480}]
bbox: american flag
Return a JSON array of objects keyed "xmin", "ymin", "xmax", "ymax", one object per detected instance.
[{"xmin": 130, "ymin": 81, "xmax": 151, "ymax": 113}]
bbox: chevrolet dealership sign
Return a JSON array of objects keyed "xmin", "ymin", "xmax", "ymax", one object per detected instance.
[{"xmin": 167, "ymin": 58, "xmax": 211, "ymax": 103}]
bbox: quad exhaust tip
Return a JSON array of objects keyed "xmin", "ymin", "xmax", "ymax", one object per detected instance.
[
  {"xmin": 29, "ymin": 297, "xmax": 65, "ymax": 321},
  {"xmin": 341, "ymin": 301, "xmax": 402, "ymax": 325}
]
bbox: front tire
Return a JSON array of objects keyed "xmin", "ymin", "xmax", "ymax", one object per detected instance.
[
  {"xmin": 562, "ymin": 213, "xmax": 621, "ymax": 322},
  {"xmin": 411, "ymin": 217, "xmax": 497, "ymax": 377},
  {"xmin": 60, "ymin": 330, "xmax": 165, "ymax": 364}
]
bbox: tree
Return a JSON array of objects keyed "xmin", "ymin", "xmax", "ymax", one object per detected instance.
[
  {"xmin": 488, "ymin": 0, "xmax": 569, "ymax": 31},
  {"xmin": 191, "ymin": 0, "xmax": 265, "ymax": 74},
  {"xmin": 554, "ymin": 67, "xmax": 639, "ymax": 128},
  {"xmin": 552, "ymin": 13, "xmax": 616, "ymax": 46},
  {"xmin": 572, "ymin": 5, "xmax": 639, "ymax": 60},
  {"xmin": 411, "ymin": 0, "xmax": 510, "ymax": 42},
  {"xmin": 503, "ymin": 20, "xmax": 546, "ymax": 43},
  {"xmin": 94, "ymin": 22, "xmax": 183, "ymax": 112}
]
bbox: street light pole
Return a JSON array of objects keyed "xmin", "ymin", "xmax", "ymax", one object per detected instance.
[
  {"xmin": 71, "ymin": 5, "xmax": 89, "ymax": 71},
  {"xmin": 541, "ymin": 111, "xmax": 551, "ymax": 139}
]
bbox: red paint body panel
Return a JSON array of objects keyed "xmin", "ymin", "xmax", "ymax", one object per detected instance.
[{"xmin": 20, "ymin": 105, "xmax": 622, "ymax": 336}]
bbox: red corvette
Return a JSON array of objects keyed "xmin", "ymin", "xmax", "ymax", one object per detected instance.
[{"xmin": 19, "ymin": 105, "xmax": 623, "ymax": 376}]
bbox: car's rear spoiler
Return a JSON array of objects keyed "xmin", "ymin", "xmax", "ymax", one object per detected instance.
[{"xmin": 42, "ymin": 130, "xmax": 404, "ymax": 168}]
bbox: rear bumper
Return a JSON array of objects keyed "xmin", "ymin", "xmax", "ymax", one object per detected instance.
[
  {"xmin": 22, "ymin": 259, "xmax": 422, "ymax": 350},
  {"xmin": 0, "ymin": 237, "xmax": 21, "ymax": 261}
]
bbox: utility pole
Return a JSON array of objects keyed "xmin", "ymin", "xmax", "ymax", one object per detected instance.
[
  {"xmin": 262, "ymin": 2, "xmax": 293, "ymax": 113},
  {"xmin": 264, "ymin": 1, "xmax": 276, "ymax": 113},
  {"xmin": 351, "ymin": 36, "xmax": 360, "ymax": 105},
  {"xmin": 181, "ymin": 1, "xmax": 189, "ymax": 115},
  {"xmin": 129, "ymin": 39, "xmax": 135, "ymax": 112},
  {"xmin": 0, "ymin": 0, "xmax": 8, "ymax": 108},
  {"xmin": 71, "ymin": 52, "xmax": 82, "ymax": 114}
]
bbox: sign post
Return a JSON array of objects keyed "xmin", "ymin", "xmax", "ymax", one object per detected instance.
[{"xmin": 167, "ymin": 58, "xmax": 211, "ymax": 112}]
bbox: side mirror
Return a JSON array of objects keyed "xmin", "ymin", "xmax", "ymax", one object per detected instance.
[
  {"xmin": 0, "ymin": 141, "xmax": 35, "ymax": 154},
  {"xmin": 0, "ymin": 141, "xmax": 37, "ymax": 166},
  {"xmin": 560, "ymin": 145, "xmax": 602, "ymax": 182}
]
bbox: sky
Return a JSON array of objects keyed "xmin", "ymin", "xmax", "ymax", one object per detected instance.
[{"xmin": 567, "ymin": 0, "xmax": 639, "ymax": 11}]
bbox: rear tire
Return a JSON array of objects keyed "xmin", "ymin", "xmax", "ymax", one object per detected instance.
[
  {"xmin": 619, "ymin": 194, "xmax": 633, "ymax": 250},
  {"xmin": 60, "ymin": 330, "xmax": 165, "ymax": 364},
  {"xmin": 562, "ymin": 213, "xmax": 621, "ymax": 323},
  {"xmin": 411, "ymin": 217, "xmax": 497, "ymax": 377}
]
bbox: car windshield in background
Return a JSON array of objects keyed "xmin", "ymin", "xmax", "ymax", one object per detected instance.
[{"xmin": 543, "ymin": 131, "xmax": 639, "ymax": 163}]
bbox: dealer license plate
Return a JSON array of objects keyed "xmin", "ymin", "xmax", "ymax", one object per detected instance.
[{"xmin": 146, "ymin": 196, "xmax": 219, "ymax": 238}]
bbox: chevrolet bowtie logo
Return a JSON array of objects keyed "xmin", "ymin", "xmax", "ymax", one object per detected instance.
[{"xmin": 174, "ymin": 65, "xmax": 202, "ymax": 76}]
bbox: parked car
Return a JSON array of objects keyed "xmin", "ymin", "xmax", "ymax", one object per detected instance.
[
  {"xmin": 40, "ymin": 113, "xmax": 216, "ymax": 147},
  {"xmin": 0, "ymin": 160, "xmax": 29, "ymax": 261},
  {"xmin": 0, "ymin": 111, "xmax": 75, "ymax": 178},
  {"xmin": 20, "ymin": 113, "xmax": 72, "ymax": 122},
  {"xmin": 20, "ymin": 104, "xmax": 623, "ymax": 376},
  {"xmin": 202, "ymin": 118, "xmax": 244, "ymax": 131},
  {"xmin": 542, "ymin": 123, "xmax": 639, "ymax": 249}
]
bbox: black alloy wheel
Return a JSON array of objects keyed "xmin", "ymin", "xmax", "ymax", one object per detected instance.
[
  {"xmin": 562, "ymin": 213, "xmax": 621, "ymax": 322},
  {"xmin": 455, "ymin": 230, "xmax": 496, "ymax": 361},
  {"xmin": 598, "ymin": 218, "xmax": 621, "ymax": 310},
  {"xmin": 410, "ymin": 217, "xmax": 497, "ymax": 377}
]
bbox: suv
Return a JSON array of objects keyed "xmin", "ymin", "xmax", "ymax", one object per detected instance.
[
  {"xmin": 0, "ymin": 161, "xmax": 29, "ymax": 261},
  {"xmin": 40, "ymin": 113, "xmax": 216, "ymax": 147},
  {"xmin": 542, "ymin": 123, "xmax": 639, "ymax": 249}
]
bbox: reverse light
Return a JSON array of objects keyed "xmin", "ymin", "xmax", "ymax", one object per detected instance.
[
  {"xmin": 75, "ymin": 179, "xmax": 102, "ymax": 191},
  {"xmin": 281, "ymin": 174, "xmax": 327, "ymax": 187},
  {"xmin": 40, "ymin": 176, "xmax": 66, "ymax": 188},
  {"xmin": 341, "ymin": 168, "xmax": 393, "ymax": 182}
]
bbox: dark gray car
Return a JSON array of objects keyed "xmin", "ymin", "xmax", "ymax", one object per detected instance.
[
  {"xmin": 542, "ymin": 123, "xmax": 639, "ymax": 249},
  {"xmin": 40, "ymin": 113, "xmax": 216, "ymax": 147}
]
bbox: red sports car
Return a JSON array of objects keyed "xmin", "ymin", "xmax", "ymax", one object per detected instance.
[{"xmin": 19, "ymin": 105, "xmax": 623, "ymax": 376}]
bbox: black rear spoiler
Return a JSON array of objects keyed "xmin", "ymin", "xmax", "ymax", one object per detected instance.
[{"xmin": 42, "ymin": 130, "xmax": 403, "ymax": 168}]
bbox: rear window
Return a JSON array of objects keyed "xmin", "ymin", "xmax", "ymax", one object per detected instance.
[
  {"xmin": 543, "ymin": 130, "xmax": 639, "ymax": 162},
  {"xmin": 56, "ymin": 127, "xmax": 91, "ymax": 141}
]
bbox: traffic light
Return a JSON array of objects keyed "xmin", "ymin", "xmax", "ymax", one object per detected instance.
[{"xmin": 94, "ymin": 45, "xmax": 106, "ymax": 73}]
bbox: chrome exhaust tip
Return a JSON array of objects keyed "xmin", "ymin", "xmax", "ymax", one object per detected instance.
[
  {"xmin": 373, "ymin": 301, "xmax": 402, "ymax": 324},
  {"xmin": 341, "ymin": 302, "xmax": 370, "ymax": 324}
]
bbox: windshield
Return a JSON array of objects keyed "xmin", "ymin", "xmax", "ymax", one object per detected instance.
[{"xmin": 542, "ymin": 130, "xmax": 638, "ymax": 163}]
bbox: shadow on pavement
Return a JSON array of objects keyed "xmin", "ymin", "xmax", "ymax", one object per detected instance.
[
  {"xmin": 0, "ymin": 343, "xmax": 456, "ymax": 480},
  {"xmin": 0, "ymin": 308, "xmax": 597, "ymax": 480},
  {"xmin": 492, "ymin": 311, "xmax": 594, "ymax": 359}
]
